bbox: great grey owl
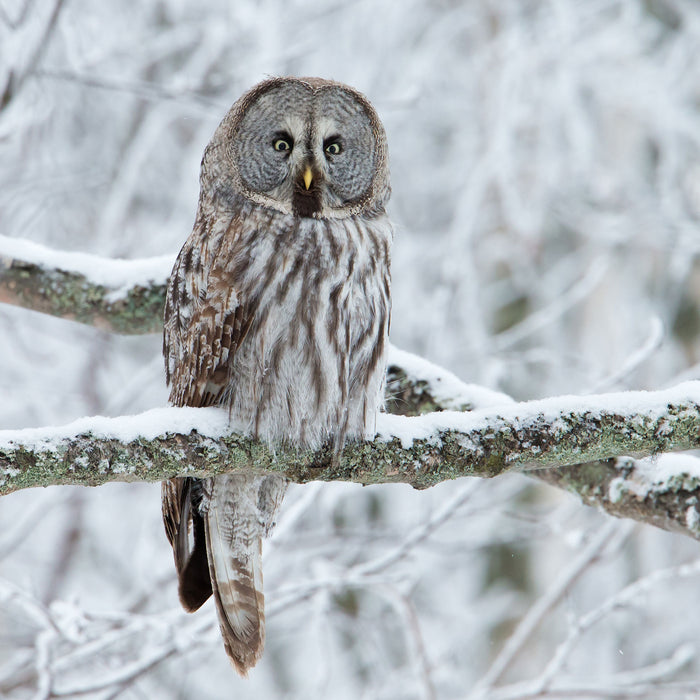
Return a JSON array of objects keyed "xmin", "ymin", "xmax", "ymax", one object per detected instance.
[{"xmin": 162, "ymin": 77, "xmax": 392, "ymax": 675}]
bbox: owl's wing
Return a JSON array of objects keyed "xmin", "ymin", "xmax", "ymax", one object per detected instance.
[
  {"xmin": 163, "ymin": 218, "xmax": 254, "ymax": 409},
  {"xmin": 161, "ymin": 214, "xmax": 254, "ymax": 610}
]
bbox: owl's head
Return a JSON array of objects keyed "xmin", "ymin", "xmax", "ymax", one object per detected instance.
[{"xmin": 202, "ymin": 77, "xmax": 390, "ymax": 219}]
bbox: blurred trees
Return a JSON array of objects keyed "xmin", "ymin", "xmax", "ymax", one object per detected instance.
[{"xmin": 3, "ymin": 1, "xmax": 700, "ymax": 698}]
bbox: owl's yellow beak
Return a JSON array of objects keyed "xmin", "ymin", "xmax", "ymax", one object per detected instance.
[{"xmin": 302, "ymin": 167, "xmax": 313, "ymax": 191}]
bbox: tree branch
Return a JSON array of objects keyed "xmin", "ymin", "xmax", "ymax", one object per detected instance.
[
  {"xmin": 532, "ymin": 455, "xmax": 700, "ymax": 540},
  {"xmin": 386, "ymin": 349, "xmax": 700, "ymax": 541},
  {"xmin": 1, "ymin": 382, "xmax": 699, "ymax": 495},
  {"xmin": 3, "ymin": 238, "xmax": 700, "ymax": 542},
  {"xmin": 0, "ymin": 235, "xmax": 171, "ymax": 334}
]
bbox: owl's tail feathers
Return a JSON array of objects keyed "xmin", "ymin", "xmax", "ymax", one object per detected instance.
[
  {"xmin": 162, "ymin": 478, "xmax": 213, "ymax": 612},
  {"xmin": 204, "ymin": 503, "xmax": 266, "ymax": 676},
  {"xmin": 178, "ymin": 506, "xmax": 213, "ymax": 611}
]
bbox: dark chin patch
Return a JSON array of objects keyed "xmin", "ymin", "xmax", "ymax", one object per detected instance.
[{"xmin": 292, "ymin": 185, "xmax": 322, "ymax": 218}]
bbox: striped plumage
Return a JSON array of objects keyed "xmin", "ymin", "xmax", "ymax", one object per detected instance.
[{"xmin": 162, "ymin": 77, "xmax": 392, "ymax": 675}]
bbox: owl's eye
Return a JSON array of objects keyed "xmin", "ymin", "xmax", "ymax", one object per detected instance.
[
  {"xmin": 273, "ymin": 138, "xmax": 292, "ymax": 152},
  {"xmin": 325, "ymin": 141, "xmax": 342, "ymax": 156}
]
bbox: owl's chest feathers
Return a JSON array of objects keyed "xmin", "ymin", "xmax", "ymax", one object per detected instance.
[{"xmin": 217, "ymin": 212, "xmax": 392, "ymax": 448}]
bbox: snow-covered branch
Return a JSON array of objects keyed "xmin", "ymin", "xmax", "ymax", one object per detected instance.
[
  {"xmin": 0, "ymin": 235, "xmax": 172, "ymax": 334},
  {"xmin": 1, "ymin": 381, "xmax": 699, "ymax": 505},
  {"xmin": 3, "ymin": 243, "xmax": 700, "ymax": 541}
]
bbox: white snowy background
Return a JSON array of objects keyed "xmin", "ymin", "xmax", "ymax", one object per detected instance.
[{"xmin": 2, "ymin": 0, "xmax": 700, "ymax": 698}]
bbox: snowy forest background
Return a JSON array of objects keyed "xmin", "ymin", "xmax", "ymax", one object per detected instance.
[{"xmin": 3, "ymin": 0, "xmax": 700, "ymax": 698}]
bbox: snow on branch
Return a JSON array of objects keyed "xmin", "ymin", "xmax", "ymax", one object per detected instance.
[
  {"xmin": 4, "ymin": 241, "xmax": 700, "ymax": 541},
  {"xmin": 387, "ymin": 350, "xmax": 700, "ymax": 540},
  {"xmin": 1, "ymin": 382, "xmax": 699, "ymax": 498},
  {"xmin": 0, "ymin": 235, "xmax": 173, "ymax": 334}
]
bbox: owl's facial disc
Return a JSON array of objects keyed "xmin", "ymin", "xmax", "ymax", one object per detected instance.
[{"xmin": 231, "ymin": 80, "xmax": 382, "ymax": 218}]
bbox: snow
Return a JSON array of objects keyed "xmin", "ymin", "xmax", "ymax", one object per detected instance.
[
  {"xmin": 387, "ymin": 344, "xmax": 513, "ymax": 410},
  {"xmin": 0, "ymin": 407, "xmax": 230, "ymax": 452},
  {"xmin": 609, "ymin": 453, "xmax": 700, "ymax": 504},
  {"xmin": 376, "ymin": 412, "xmax": 454, "ymax": 449},
  {"xmin": 3, "ymin": 381, "xmax": 698, "ymax": 457},
  {"xmin": 0, "ymin": 234, "xmax": 175, "ymax": 299},
  {"xmin": 642, "ymin": 453, "xmax": 700, "ymax": 486},
  {"xmin": 608, "ymin": 475, "xmax": 648, "ymax": 503},
  {"xmin": 381, "ymin": 382, "xmax": 700, "ymax": 447}
]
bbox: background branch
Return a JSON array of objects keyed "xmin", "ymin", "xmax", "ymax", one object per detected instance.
[{"xmin": 0, "ymin": 235, "xmax": 171, "ymax": 334}]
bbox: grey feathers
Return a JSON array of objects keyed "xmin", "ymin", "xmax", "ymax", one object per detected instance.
[{"xmin": 162, "ymin": 76, "xmax": 392, "ymax": 675}]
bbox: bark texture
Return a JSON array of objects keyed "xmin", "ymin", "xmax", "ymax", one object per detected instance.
[{"xmin": 1, "ymin": 387, "xmax": 699, "ymax": 497}]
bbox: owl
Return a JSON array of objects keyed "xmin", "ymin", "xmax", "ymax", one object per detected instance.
[{"xmin": 161, "ymin": 77, "xmax": 392, "ymax": 675}]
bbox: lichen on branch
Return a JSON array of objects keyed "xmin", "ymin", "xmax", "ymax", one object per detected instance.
[
  {"xmin": 0, "ymin": 236, "xmax": 171, "ymax": 334},
  {"xmin": 1, "ymin": 384, "xmax": 699, "ymax": 500}
]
